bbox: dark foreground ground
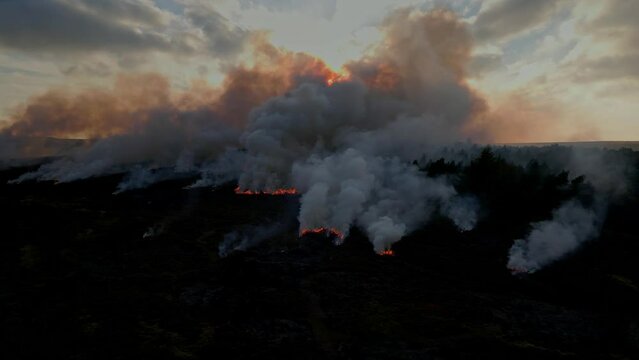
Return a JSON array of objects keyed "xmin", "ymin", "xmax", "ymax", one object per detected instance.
[{"xmin": 1, "ymin": 163, "xmax": 638, "ymax": 359}]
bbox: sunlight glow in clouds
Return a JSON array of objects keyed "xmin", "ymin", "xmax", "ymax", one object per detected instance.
[{"xmin": 0, "ymin": 0, "xmax": 638, "ymax": 141}]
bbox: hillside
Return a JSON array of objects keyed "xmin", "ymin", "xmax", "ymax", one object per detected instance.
[{"xmin": 2, "ymin": 150, "xmax": 638, "ymax": 359}]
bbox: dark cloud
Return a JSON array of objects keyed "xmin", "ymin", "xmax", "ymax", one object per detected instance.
[
  {"xmin": 569, "ymin": 54, "xmax": 639, "ymax": 83},
  {"xmin": 239, "ymin": 0, "xmax": 337, "ymax": 20},
  {"xmin": 473, "ymin": 0, "xmax": 561, "ymax": 43},
  {"xmin": 60, "ymin": 61, "xmax": 113, "ymax": 78},
  {"xmin": 70, "ymin": 0, "xmax": 168, "ymax": 27},
  {"xmin": 0, "ymin": 0, "xmax": 247, "ymax": 59},
  {"xmin": 0, "ymin": 0, "xmax": 179, "ymax": 53},
  {"xmin": 183, "ymin": 1, "xmax": 249, "ymax": 57},
  {"xmin": 586, "ymin": 0, "xmax": 639, "ymax": 49}
]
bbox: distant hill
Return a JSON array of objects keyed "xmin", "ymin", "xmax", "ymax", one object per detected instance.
[{"xmin": 498, "ymin": 141, "xmax": 639, "ymax": 150}]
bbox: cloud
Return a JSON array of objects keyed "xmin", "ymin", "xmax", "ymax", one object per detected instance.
[
  {"xmin": 587, "ymin": 0, "xmax": 639, "ymax": 47},
  {"xmin": 569, "ymin": 54, "xmax": 639, "ymax": 83},
  {"xmin": 60, "ymin": 61, "xmax": 113, "ymax": 78},
  {"xmin": 473, "ymin": 0, "xmax": 562, "ymax": 43},
  {"xmin": 467, "ymin": 53, "xmax": 502, "ymax": 78},
  {"xmin": 69, "ymin": 0, "xmax": 169, "ymax": 27},
  {"xmin": 182, "ymin": 0, "xmax": 249, "ymax": 57},
  {"xmin": 238, "ymin": 0, "xmax": 338, "ymax": 20},
  {"xmin": 571, "ymin": 0, "xmax": 639, "ymax": 84},
  {"xmin": 0, "ymin": 0, "xmax": 247, "ymax": 59},
  {"xmin": 585, "ymin": 0, "xmax": 639, "ymax": 54},
  {"xmin": 0, "ymin": 0, "xmax": 179, "ymax": 53}
]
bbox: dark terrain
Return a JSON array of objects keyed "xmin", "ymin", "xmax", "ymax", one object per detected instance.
[{"xmin": 1, "ymin": 149, "xmax": 638, "ymax": 359}]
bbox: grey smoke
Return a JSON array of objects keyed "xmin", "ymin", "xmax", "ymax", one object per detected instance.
[
  {"xmin": 9, "ymin": 111, "xmax": 242, "ymax": 190},
  {"xmin": 114, "ymin": 166, "xmax": 195, "ymax": 194},
  {"xmin": 186, "ymin": 148, "xmax": 246, "ymax": 189}
]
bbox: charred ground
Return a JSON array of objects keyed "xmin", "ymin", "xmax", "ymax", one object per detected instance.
[{"xmin": 1, "ymin": 149, "xmax": 638, "ymax": 359}]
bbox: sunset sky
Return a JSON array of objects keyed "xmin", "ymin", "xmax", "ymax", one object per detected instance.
[{"xmin": 0, "ymin": 0, "xmax": 637, "ymax": 142}]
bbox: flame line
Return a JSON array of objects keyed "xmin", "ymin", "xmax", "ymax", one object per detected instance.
[
  {"xmin": 299, "ymin": 227, "xmax": 344, "ymax": 239},
  {"xmin": 234, "ymin": 187, "xmax": 298, "ymax": 195}
]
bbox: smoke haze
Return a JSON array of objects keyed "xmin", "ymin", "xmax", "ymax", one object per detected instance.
[{"xmin": 0, "ymin": 7, "xmax": 631, "ymax": 268}]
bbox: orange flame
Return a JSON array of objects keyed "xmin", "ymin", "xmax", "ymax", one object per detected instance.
[
  {"xmin": 379, "ymin": 249, "xmax": 394, "ymax": 256},
  {"xmin": 234, "ymin": 187, "xmax": 298, "ymax": 195},
  {"xmin": 325, "ymin": 71, "xmax": 350, "ymax": 87},
  {"xmin": 507, "ymin": 266, "xmax": 529, "ymax": 275},
  {"xmin": 300, "ymin": 227, "xmax": 344, "ymax": 239}
]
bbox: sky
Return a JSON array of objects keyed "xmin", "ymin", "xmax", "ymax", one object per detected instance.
[{"xmin": 0, "ymin": 0, "xmax": 638, "ymax": 142}]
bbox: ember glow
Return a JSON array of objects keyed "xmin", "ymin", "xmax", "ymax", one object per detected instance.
[
  {"xmin": 234, "ymin": 187, "xmax": 298, "ymax": 196},
  {"xmin": 379, "ymin": 249, "xmax": 395, "ymax": 256},
  {"xmin": 299, "ymin": 228, "xmax": 344, "ymax": 239}
]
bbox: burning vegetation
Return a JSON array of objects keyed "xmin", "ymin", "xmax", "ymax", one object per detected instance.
[
  {"xmin": 234, "ymin": 187, "xmax": 298, "ymax": 196},
  {"xmin": 299, "ymin": 227, "xmax": 344, "ymax": 239},
  {"xmin": 324, "ymin": 71, "xmax": 350, "ymax": 87},
  {"xmin": 1, "ymin": 0, "xmax": 639, "ymax": 358}
]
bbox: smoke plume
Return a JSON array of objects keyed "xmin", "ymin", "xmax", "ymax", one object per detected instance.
[
  {"xmin": 508, "ymin": 200, "xmax": 602, "ymax": 273},
  {"xmin": 232, "ymin": 8, "xmax": 485, "ymax": 250},
  {"xmin": 7, "ymin": 7, "xmax": 620, "ymax": 259},
  {"xmin": 3, "ymin": 35, "xmax": 342, "ymax": 187},
  {"xmin": 502, "ymin": 145, "xmax": 635, "ymax": 273}
]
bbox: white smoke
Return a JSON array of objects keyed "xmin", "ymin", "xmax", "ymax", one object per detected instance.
[
  {"xmin": 292, "ymin": 149, "xmax": 476, "ymax": 251},
  {"xmin": 508, "ymin": 200, "xmax": 602, "ymax": 274},
  {"xmin": 498, "ymin": 144, "xmax": 635, "ymax": 274},
  {"xmin": 442, "ymin": 195, "xmax": 479, "ymax": 232},
  {"xmin": 232, "ymin": 8, "xmax": 484, "ymax": 250}
]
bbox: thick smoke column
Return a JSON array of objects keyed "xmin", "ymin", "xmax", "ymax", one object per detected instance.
[
  {"xmin": 238, "ymin": 8, "xmax": 484, "ymax": 189},
  {"xmin": 238, "ymin": 8, "xmax": 483, "ymax": 250}
]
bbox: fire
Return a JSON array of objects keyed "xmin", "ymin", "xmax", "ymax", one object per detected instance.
[
  {"xmin": 379, "ymin": 249, "xmax": 394, "ymax": 256},
  {"xmin": 300, "ymin": 227, "xmax": 344, "ymax": 239},
  {"xmin": 325, "ymin": 70, "xmax": 350, "ymax": 87},
  {"xmin": 507, "ymin": 266, "xmax": 530, "ymax": 275},
  {"xmin": 234, "ymin": 187, "xmax": 298, "ymax": 195}
]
